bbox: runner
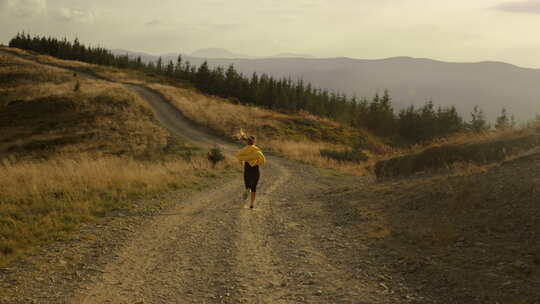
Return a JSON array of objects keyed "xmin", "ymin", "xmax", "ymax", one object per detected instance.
[{"xmin": 235, "ymin": 135, "xmax": 266, "ymax": 209}]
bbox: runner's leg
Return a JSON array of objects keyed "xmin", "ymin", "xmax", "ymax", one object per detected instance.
[{"xmin": 250, "ymin": 191, "xmax": 256, "ymax": 208}]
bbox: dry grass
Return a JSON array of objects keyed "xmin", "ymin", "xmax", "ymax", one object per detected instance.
[
  {"xmin": 0, "ymin": 46, "xmax": 176, "ymax": 86},
  {"xmin": 0, "ymin": 50, "xmax": 236, "ymax": 265},
  {"xmin": 394, "ymin": 127, "xmax": 535, "ymax": 158},
  {"xmin": 0, "ymin": 86, "xmax": 169, "ymax": 160},
  {"xmin": 0, "ymin": 154, "xmax": 233, "ymax": 265},
  {"xmin": 375, "ymin": 126, "xmax": 540, "ymax": 179},
  {"xmin": 267, "ymin": 140, "xmax": 371, "ymax": 175},
  {"xmin": 147, "ymin": 83, "xmax": 389, "ymax": 175},
  {"xmin": 1, "ymin": 47, "xmax": 137, "ymax": 82},
  {"xmin": 1, "ymin": 53, "xmax": 170, "ymax": 160},
  {"xmin": 1, "ymin": 47, "xmax": 391, "ymax": 175},
  {"xmin": 148, "ymin": 83, "xmax": 292, "ymax": 143}
]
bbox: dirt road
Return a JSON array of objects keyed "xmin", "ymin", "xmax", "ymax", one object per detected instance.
[{"xmin": 67, "ymin": 83, "xmax": 395, "ymax": 303}]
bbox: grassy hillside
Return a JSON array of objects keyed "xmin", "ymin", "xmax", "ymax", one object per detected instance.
[
  {"xmin": 0, "ymin": 47, "xmax": 390, "ymax": 175},
  {"xmin": 148, "ymin": 83, "xmax": 390, "ymax": 173},
  {"xmin": 0, "ymin": 51, "xmax": 234, "ymax": 265},
  {"xmin": 376, "ymin": 127, "xmax": 540, "ymax": 179},
  {"xmin": 5, "ymin": 46, "xmax": 539, "ymax": 178}
]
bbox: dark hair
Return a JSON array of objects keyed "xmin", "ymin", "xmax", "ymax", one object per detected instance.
[{"xmin": 246, "ymin": 136, "xmax": 255, "ymax": 145}]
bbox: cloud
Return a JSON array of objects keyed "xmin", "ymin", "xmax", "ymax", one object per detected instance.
[
  {"xmin": 1, "ymin": 0, "xmax": 47, "ymax": 17},
  {"xmin": 145, "ymin": 19, "xmax": 161, "ymax": 27},
  {"xmin": 57, "ymin": 7, "xmax": 94, "ymax": 23},
  {"xmin": 495, "ymin": 0, "xmax": 540, "ymax": 13}
]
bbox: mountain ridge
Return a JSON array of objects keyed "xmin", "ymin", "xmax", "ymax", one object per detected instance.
[
  {"xmin": 112, "ymin": 48, "xmax": 538, "ymax": 69},
  {"xmin": 190, "ymin": 48, "xmax": 251, "ymax": 59},
  {"xmin": 111, "ymin": 49, "xmax": 540, "ymax": 121}
]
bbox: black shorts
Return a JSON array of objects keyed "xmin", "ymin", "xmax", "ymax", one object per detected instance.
[{"xmin": 244, "ymin": 162, "xmax": 260, "ymax": 192}]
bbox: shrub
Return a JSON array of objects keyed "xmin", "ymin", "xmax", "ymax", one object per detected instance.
[{"xmin": 208, "ymin": 147, "xmax": 225, "ymax": 166}]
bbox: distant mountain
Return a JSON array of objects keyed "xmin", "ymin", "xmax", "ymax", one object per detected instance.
[
  {"xmin": 111, "ymin": 49, "xmax": 540, "ymax": 121},
  {"xmin": 112, "ymin": 49, "xmax": 158, "ymax": 62},
  {"xmin": 272, "ymin": 53, "xmax": 315, "ymax": 58},
  {"xmin": 190, "ymin": 48, "xmax": 250, "ymax": 59}
]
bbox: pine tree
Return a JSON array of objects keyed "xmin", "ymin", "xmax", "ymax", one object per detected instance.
[
  {"xmin": 156, "ymin": 57, "xmax": 163, "ymax": 73},
  {"xmin": 495, "ymin": 107, "xmax": 510, "ymax": 130},
  {"xmin": 470, "ymin": 106, "xmax": 490, "ymax": 133},
  {"xmin": 166, "ymin": 60, "xmax": 174, "ymax": 77},
  {"xmin": 182, "ymin": 60, "xmax": 192, "ymax": 80},
  {"xmin": 378, "ymin": 90, "xmax": 397, "ymax": 137},
  {"xmin": 175, "ymin": 55, "xmax": 183, "ymax": 77},
  {"xmin": 195, "ymin": 61, "xmax": 212, "ymax": 92},
  {"xmin": 147, "ymin": 61, "xmax": 156, "ymax": 72}
]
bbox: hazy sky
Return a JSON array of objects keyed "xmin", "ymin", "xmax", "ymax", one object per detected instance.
[{"xmin": 2, "ymin": 0, "xmax": 540, "ymax": 67}]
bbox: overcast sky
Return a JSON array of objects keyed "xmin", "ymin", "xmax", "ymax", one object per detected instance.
[{"xmin": 1, "ymin": 0, "xmax": 540, "ymax": 67}]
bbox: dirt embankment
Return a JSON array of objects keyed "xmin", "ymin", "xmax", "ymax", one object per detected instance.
[
  {"xmin": 375, "ymin": 131, "xmax": 540, "ymax": 179},
  {"xmin": 353, "ymin": 152, "xmax": 540, "ymax": 303}
]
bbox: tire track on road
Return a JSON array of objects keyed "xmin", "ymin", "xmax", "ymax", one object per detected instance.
[{"xmin": 230, "ymin": 161, "xmax": 294, "ymax": 304}]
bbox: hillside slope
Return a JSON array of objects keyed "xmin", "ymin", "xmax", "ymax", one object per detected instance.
[
  {"xmin": 3, "ymin": 46, "xmax": 388, "ymax": 175},
  {"xmin": 0, "ymin": 61, "xmax": 167, "ymax": 160},
  {"xmin": 0, "ymin": 50, "xmax": 233, "ymax": 266},
  {"xmin": 348, "ymin": 150, "xmax": 540, "ymax": 303}
]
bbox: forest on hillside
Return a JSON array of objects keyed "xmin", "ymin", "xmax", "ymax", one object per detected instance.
[{"xmin": 8, "ymin": 33, "xmax": 518, "ymax": 144}]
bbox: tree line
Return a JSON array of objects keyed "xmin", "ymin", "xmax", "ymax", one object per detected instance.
[{"xmin": 9, "ymin": 33, "xmax": 516, "ymax": 144}]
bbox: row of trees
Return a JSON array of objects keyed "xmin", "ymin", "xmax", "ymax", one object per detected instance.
[{"xmin": 8, "ymin": 33, "xmax": 516, "ymax": 144}]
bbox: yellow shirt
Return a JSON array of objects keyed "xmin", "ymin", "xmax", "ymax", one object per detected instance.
[{"xmin": 235, "ymin": 145, "xmax": 266, "ymax": 167}]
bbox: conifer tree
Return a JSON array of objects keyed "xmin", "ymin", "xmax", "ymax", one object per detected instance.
[
  {"xmin": 156, "ymin": 57, "xmax": 163, "ymax": 73},
  {"xmin": 495, "ymin": 107, "xmax": 511, "ymax": 130},
  {"xmin": 175, "ymin": 55, "xmax": 183, "ymax": 77},
  {"xmin": 166, "ymin": 60, "xmax": 175, "ymax": 77},
  {"xmin": 136, "ymin": 56, "xmax": 142, "ymax": 69},
  {"xmin": 470, "ymin": 106, "xmax": 490, "ymax": 133},
  {"xmin": 224, "ymin": 64, "xmax": 239, "ymax": 98}
]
